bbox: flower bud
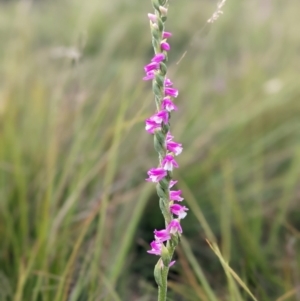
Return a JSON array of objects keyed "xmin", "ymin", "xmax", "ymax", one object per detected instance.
[
  {"xmin": 148, "ymin": 13, "xmax": 157, "ymax": 23},
  {"xmin": 159, "ymin": 6, "xmax": 168, "ymax": 16}
]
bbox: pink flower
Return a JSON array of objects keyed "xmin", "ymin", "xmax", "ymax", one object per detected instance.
[
  {"xmin": 167, "ymin": 140, "xmax": 183, "ymax": 156},
  {"xmin": 151, "ymin": 110, "xmax": 169, "ymax": 124},
  {"xmin": 154, "ymin": 229, "xmax": 171, "ymax": 242},
  {"xmin": 167, "ymin": 219, "xmax": 183, "ymax": 235},
  {"xmin": 163, "ymin": 31, "xmax": 172, "ymax": 39},
  {"xmin": 147, "ymin": 240, "xmax": 162, "ymax": 255},
  {"xmin": 170, "ymin": 190, "xmax": 184, "ymax": 202},
  {"xmin": 169, "ymin": 180, "xmax": 178, "ymax": 188},
  {"xmin": 148, "ymin": 13, "xmax": 157, "ymax": 23},
  {"xmin": 162, "ymin": 155, "xmax": 179, "ymax": 171},
  {"xmin": 164, "ymin": 78, "xmax": 173, "ymax": 87},
  {"xmin": 145, "ymin": 111, "xmax": 169, "ymax": 133},
  {"xmin": 144, "ymin": 62, "xmax": 160, "ymax": 73},
  {"xmin": 165, "ymin": 87, "xmax": 179, "ymax": 98},
  {"xmin": 143, "ymin": 71, "xmax": 155, "ymax": 81},
  {"xmin": 166, "ymin": 132, "xmax": 174, "ymax": 142},
  {"xmin": 151, "ymin": 53, "xmax": 165, "ymax": 63},
  {"xmin": 145, "ymin": 118, "xmax": 161, "ymax": 134},
  {"xmin": 170, "ymin": 204, "xmax": 189, "ymax": 219},
  {"xmin": 146, "ymin": 168, "xmax": 167, "ymax": 182},
  {"xmin": 161, "ymin": 41, "xmax": 170, "ymax": 51},
  {"xmin": 162, "ymin": 98, "xmax": 178, "ymax": 112}
]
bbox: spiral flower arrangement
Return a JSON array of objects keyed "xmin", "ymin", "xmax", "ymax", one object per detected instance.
[{"xmin": 143, "ymin": 0, "xmax": 188, "ymax": 300}]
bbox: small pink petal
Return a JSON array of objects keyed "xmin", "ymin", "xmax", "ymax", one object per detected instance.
[
  {"xmin": 144, "ymin": 62, "xmax": 159, "ymax": 73},
  {"xmin": 162, "ymin": 98, "xmax": 178, "ymax": 112},
  {"xmin": 167, "ymin": 219, "xmax": 182, "ymax": 234},
  {"xmin": 170, "ymin": 190, "xmax": 184, "ymax": 202},
  {"xmin": 151, "ymin": 53, "xmax": 165, "ymax": 63},
  {"xmin": 163, "ymin": 31, "xmax": 172, "ymax": 38},
  {"xmin": 154, "ymin": 229, "xmax": 171, "ymax": 242},
  {"xmin": 148, "ymin": 13, "xmax": 157, "ymax": 22},
  {"xmin": 165, "ymin": 87, "xmax": 179, "ymax": 98},
  {"xmin": 161, "ymin": 41, "xmax": 170, "ymax": 51},
  {"xmin": 146, "ymin": 168, "xmax": 167, "ymax": 182},
  {"xmin": 169, "ymin": 180, "xmax": 178, "ymax": 188},
  {"xmin": 162, "ymin": 155, "xmax": 179, "ymax": 171},
  {"xmin": 143, "ymin": 71, "xmax": 155, "ymax": 81},
  {"xmin": 169, "ymin": 260, "xmax": 176, "ymax": 267},
  {"xmin": 164, "ymin": 78, "xmax": 173, "ymax": 87}
]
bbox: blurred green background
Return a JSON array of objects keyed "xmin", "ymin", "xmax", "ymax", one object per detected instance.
[{"xmin": 0, "ymin": 0, "xmax": 300, "ymax": 300}]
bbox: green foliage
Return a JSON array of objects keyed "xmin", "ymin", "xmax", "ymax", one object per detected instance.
[{"xmin": 0, "ymin": 0, "xmax": 300, "ymax": 300}]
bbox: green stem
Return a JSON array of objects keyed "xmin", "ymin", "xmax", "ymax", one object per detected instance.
[
  {"xmin": 156, "ymin": 243, "xmax": 176, "ymax": 301},
  {"xmin": 158, "ymin": 266, "xmax": 168, "ymax": 301}
]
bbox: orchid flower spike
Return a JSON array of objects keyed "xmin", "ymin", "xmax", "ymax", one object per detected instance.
[{"xmin": 143, "ymin": 2, "xmax": 188, "ymax": 299}]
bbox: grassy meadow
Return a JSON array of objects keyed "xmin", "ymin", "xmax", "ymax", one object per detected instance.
[{"xmin": 0, "ymin": 0, "xmax": 300, "ymax": 300}]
